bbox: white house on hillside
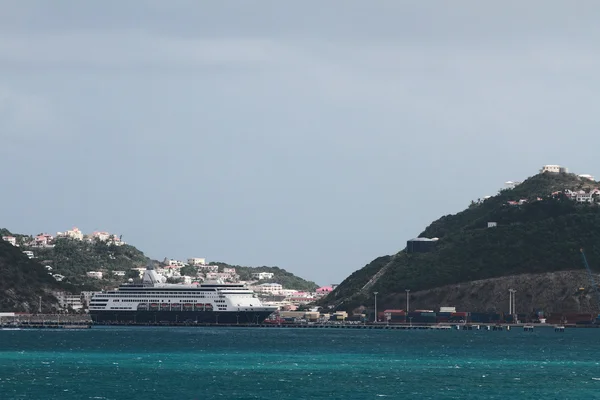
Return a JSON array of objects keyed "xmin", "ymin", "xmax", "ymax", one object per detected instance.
[
  {"xmin": 86, "ymin": 271, "xmax": 103, "ymax": 279},
  {"xmin": 2, "ymin": 236, "xmax": 17, "ymax": 246},
  {"xmin": 252, "ymin": 272, "xmax": 275, "ymax": 280},
  {"xmin": 257, "ymin": 283, "xmax": 282, "ymax": 294}
]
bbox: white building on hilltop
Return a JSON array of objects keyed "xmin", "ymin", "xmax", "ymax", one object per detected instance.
[
  {"xmin": 579, "ymin": 174, "xmax": 595, "ymax": 181},
  {"xmin": 163, "ymin": 258, "xmax": 186, "ymax": 268},
  {"xmin": 86, "ymin": 271, "xmax": 103, "ymax": 279},
  {"xmin": 187, "ymin": 258, "xmax": 206, "ymax": 266},
  {"xmin": 504, "ymin": 181, "xmax": 522, "ymax": 190},
  {"xmin": 540, "ymin": 165, "xmax": 568, "ymax": 174},
  {"xmin": 57, "ymin": 227, "xmax": 84, "ymax": 241},
  {"xmin": 2, "ymin": 236, "xmax": 17, "ymax": 246},
  {"xmin": 56, "ymin": 292, "xmax": 83, "ymax": 311},
  {"xmin": 198, "ymin": 265, "xmax": 219, "ymax": 272},
  {"xmin": 251, "ymin": 272, "xmax": 275, "ymax": 280}
]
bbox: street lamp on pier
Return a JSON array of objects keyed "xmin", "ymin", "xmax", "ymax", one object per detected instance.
[
  {"xmin": 373, "ymin": 292, "xmax": 378, "ymax": 323},
  {"xmin": 405, "ymin": 289, "xmax": 410, "ymax": 312},
  {"xmin": 508, "ymin": 288, "xmax": 518, "ymax": 322}
]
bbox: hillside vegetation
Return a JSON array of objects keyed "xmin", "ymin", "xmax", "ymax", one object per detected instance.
[
  {"xmin": 325, "ymin": 172, "xmax": 600, "ymax": 312},
  {"xmin": 0, "ymin": 240, "xmax": 62, "ymax": 312},
  {"xmin": 2, "ymin": 228, "xmax": 317, "ymax": 292},
  {"xmin": 28, "ymin": 238, "xmax": 151, "ymax": 289}
]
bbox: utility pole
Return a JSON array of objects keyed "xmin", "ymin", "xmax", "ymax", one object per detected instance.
[
  {"xmin": 38, "ymin": 296, "xmax": 42, "ymax": 314},
  {"xmin": 373, "ymin": 292, "xmax": 378, "ymax": 323},
  {"xmin": 513, "ymin": 290, "xmax": 517, "ymax": 319},
  {"xmin": 508, "ymin": 289, "xmax": 517, "ymax": 320},
  {"xmin": 405, "ymin": 289, "xmax": 410, "ymax": 313}
]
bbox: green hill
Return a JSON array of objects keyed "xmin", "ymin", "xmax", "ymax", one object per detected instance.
[
  {"xmin": 324, "ymin": 172, "xmax": 600, "ymax": 312},
  {"xmin": 0, "ymin": 229, "xmax": 153, "ymax": 290},
  {"xmin": 203, "ymin": 262, "xmax": 319, "ymax": 292},
  {"xmin": 30, "ymin": 239, "xmax": 152, "ymax": 289},
  {"xmin": 0, "ymin": 239, "xmax": 63, "ymax": 312},
  {"xmin": 2, "ymin": 228, "xmax": 317, "ymax": 293}
]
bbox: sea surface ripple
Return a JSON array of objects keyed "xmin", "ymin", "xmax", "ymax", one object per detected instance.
[{"xmin": 0, "ymin": 326, "xmax": 599, "ymax": 399}]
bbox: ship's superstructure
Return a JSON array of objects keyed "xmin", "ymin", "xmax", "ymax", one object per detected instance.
[{"xmin": 89, "ymin": 267, "xmax": 277, "ymax": 324}]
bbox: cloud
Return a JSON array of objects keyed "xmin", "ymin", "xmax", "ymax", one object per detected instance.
[
  {"xmin": 0, "ymin": 86, "xmax": 56, "ymax": 140},
  {"xmin": 0, "ymin": 31, "xmax": 289, "ymax": 70}
]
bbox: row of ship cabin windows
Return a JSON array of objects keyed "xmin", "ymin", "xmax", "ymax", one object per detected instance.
[
  {"xmin": 95, "ymin": 292, "xmax": 224, "ymax": 297},
  {"xmin": 113, "ymin": 299, "xmax": 225, "ymax": 304},
  {"xmin": 110, "ymin": 299, "xmax": 219, "ymax": 303},
  {"xmin": 94, "ymin": 293, "xmax": 229, "ymax": 299}
]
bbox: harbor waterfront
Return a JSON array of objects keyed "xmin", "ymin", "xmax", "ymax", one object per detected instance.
[
  {"xmin": 1, "ymin": 327, "xmax": 600, "ymax": 399},
  {"xmin": 0, "ymin": 314, "xmax": 590, "ymax": 330}
]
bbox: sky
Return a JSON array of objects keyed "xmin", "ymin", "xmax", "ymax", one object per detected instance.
[{"xmin": 1, "ymin": 1, "xmax": 600, "ymax": 285}]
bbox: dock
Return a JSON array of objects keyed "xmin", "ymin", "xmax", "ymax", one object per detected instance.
[
  {"xmin": 0, "ymin": 315, "xmax": 92, "ymax": 330},
  {"xmin": 0, "ymin": 314, "xmax": 594, "ymax": 331}
]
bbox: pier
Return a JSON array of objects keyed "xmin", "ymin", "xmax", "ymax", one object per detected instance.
[
  {"xmin": 0, "ymin": 315, "xmax": 92, "ymax": 330},
  {"xmin": 0, "ymin": 314, "xmax": 595, "ymax": 331}
]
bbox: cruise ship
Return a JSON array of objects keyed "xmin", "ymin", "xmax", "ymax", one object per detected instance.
[{"xmin": 89, "ymin": 267, "xmax": 277, "ymax": 324}]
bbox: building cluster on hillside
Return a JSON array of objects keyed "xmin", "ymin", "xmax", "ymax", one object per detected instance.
[
  {"xmin": 56, "ymin": 227, "xmax": 125, "ymax": 246},
  {"xmin": 2, "ymin": 227, "xmax": 125, "ymax": 252},
  {"xmin": 500, "ymin": 165, "xmax": 598, "ymax": 207}
]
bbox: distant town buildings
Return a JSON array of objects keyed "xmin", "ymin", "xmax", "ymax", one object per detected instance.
[
  {"xmin": 88, "ymin": 231, "xmax": 124, "ymax": 246},
  {"xmin": 256, "ymin": 283, "xmax": 283, "ymax": 294},
  {"xmin": 33, "ymin": 234, "xmax": 54, "ymax": 248},
  {"xmin": 57, "ymin": 227, "xmax": 84, "ymax": 241},
  {"xmin": 2, "ymin": 236, "xmax": 17, "ymax": 246},
  {"xmin": 51, "ymin": 227, "xmax": 125, "ymax": 245},
  {"xmin": 22, "ymin": 250, "xmax": 34, "ymax": 259},
  {"xmin": 163, "ymin": 258, "xmax": 186, "ymax": 268},
  {"xmin": 251, "ymin": 272, "xmax": 275, "ymax": 280},
  {"xmin": 187, "ymin": 258, "xmax": 206, "ymax": 266},
  {"xmin": 579, "ymin": 174, "xmax": 595, "ymax": 181},
  {"xmin": 56, "ymin": 292, "xmax": 84, "ymax": 311},
  {"xmin": 504, "ymin": 181, "xmax": 522, "ymax": 190},
  {"xmin": 198, "ymin": 265, "xmax": 219, "ymax": 272},
  {"xmin": 316, "ymin": 286, "xmax": 333, "ymax": 294},
  {"xmin": 86, "ymin": 271, "xmax": 103, "ymax": 279}
]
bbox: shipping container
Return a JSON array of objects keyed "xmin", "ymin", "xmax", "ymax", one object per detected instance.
[{"xmin": 470, "ymin": 313, "xmax": 491, "ymax": 323}]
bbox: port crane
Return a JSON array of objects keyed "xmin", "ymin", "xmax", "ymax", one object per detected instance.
[{"xmin": 579, "ymin": 249, "xmax": 600, "ymax": 311}]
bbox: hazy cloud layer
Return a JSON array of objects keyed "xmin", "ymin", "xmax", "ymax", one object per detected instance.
[{"xmin": 1, "ymin": 1, "xmax": 599, "ymax": 284}]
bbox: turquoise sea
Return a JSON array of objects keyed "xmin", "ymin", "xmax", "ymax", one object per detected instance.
[{"xmin": 1, "ymin": 327, "xmax": 599, "ymax": 399}]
